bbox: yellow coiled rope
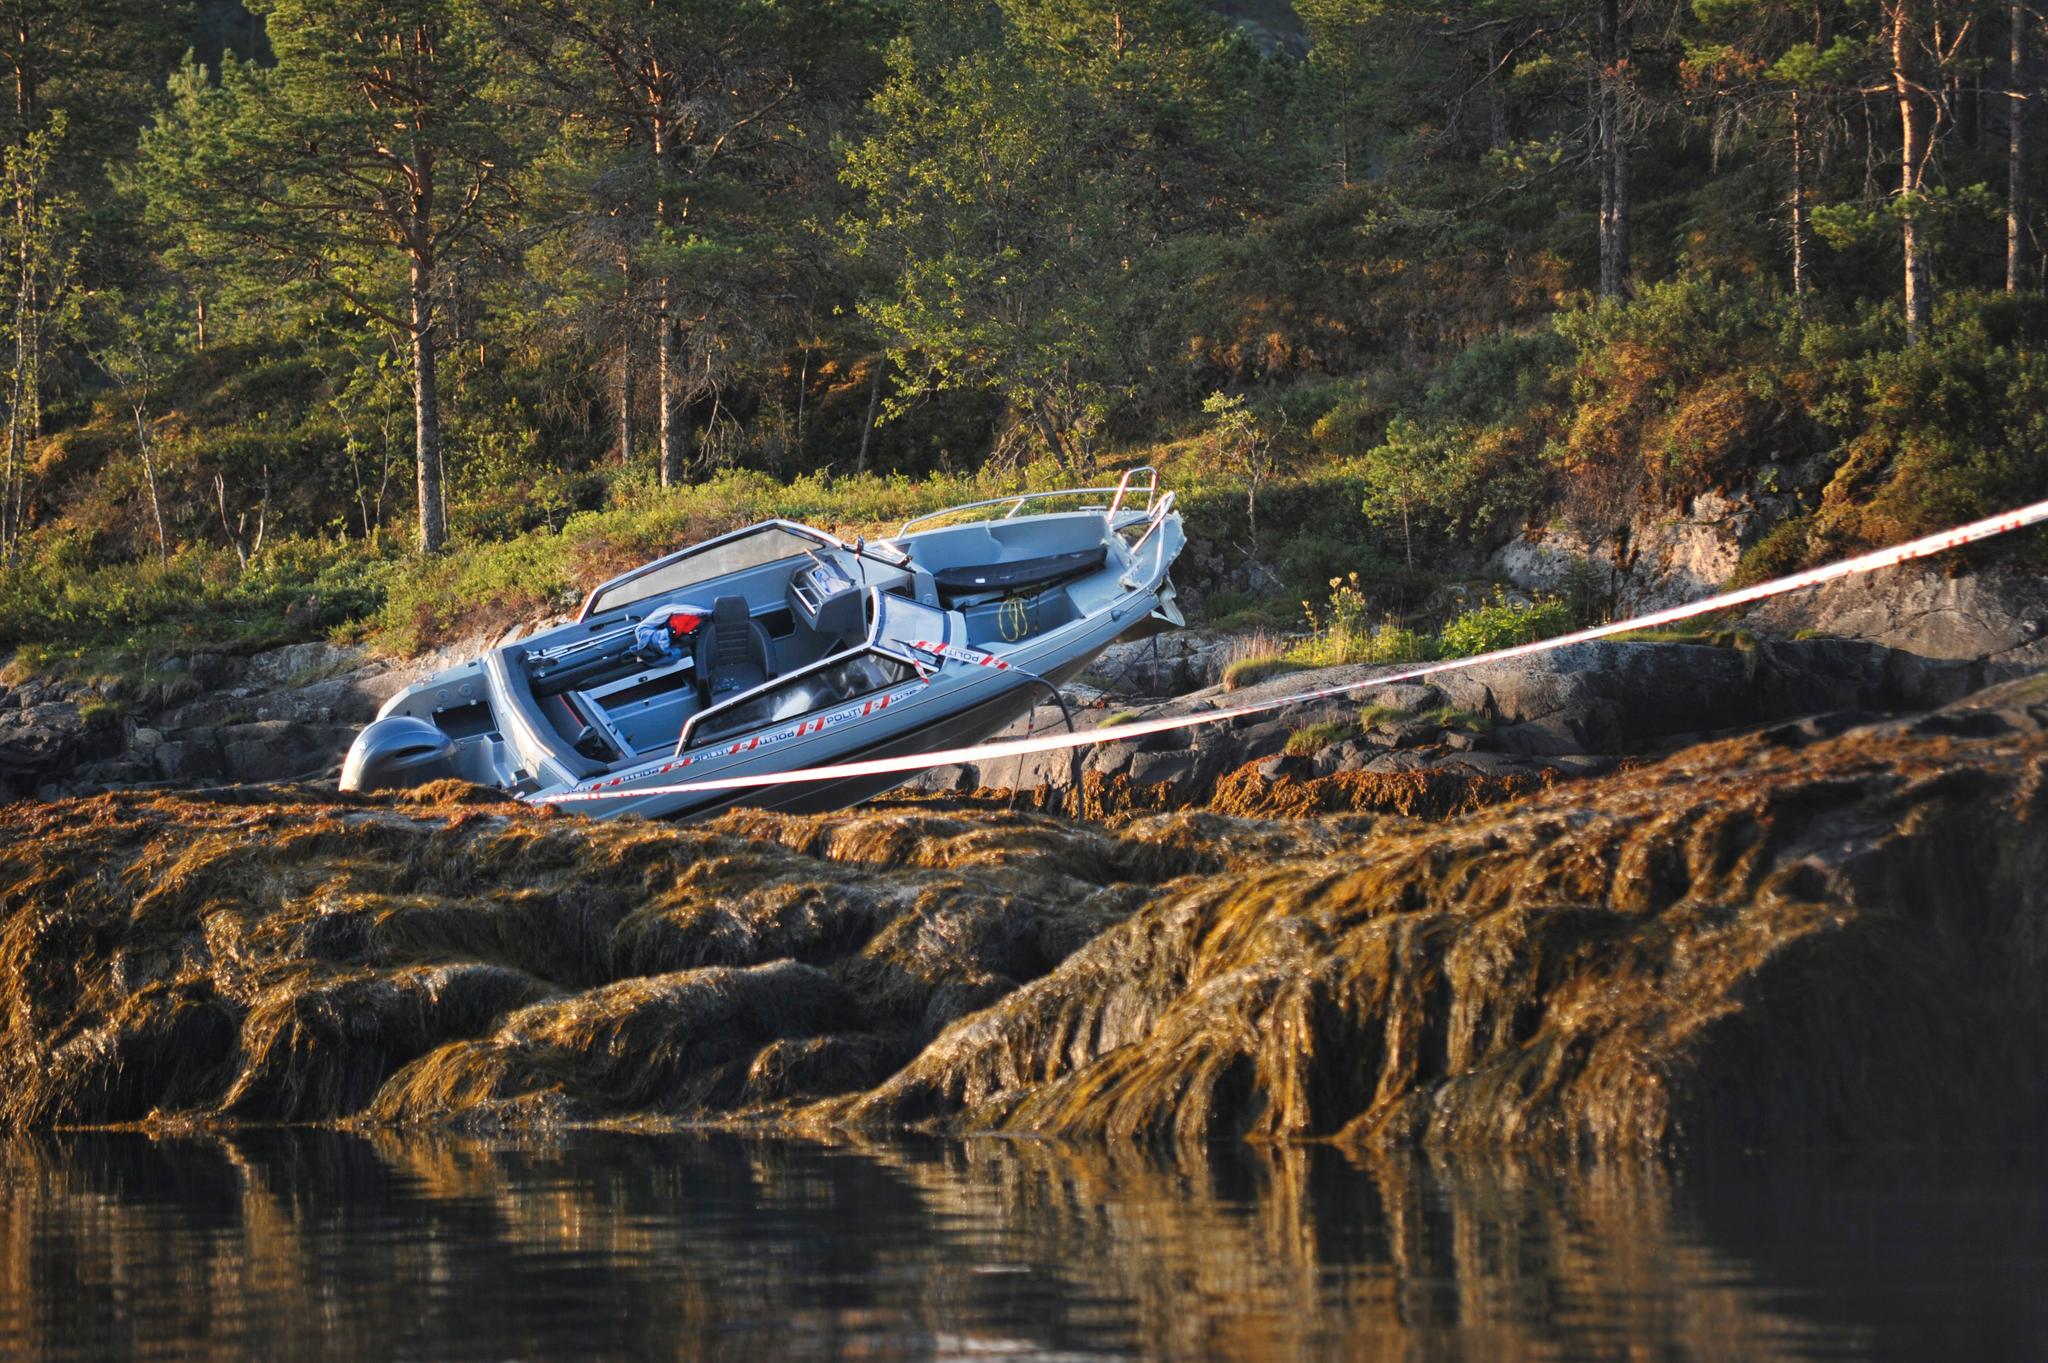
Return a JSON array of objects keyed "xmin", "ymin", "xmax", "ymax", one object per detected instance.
[{"xmin": 998, "ymin": 595, "xmax": 1031, "ymax": 642}]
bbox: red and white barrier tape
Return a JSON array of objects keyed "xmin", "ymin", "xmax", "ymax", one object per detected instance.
[{"xmin": 527, "ymin": 496, "xmax": 2048, "ymax": 806}]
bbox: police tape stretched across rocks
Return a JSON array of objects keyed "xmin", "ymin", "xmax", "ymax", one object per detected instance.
[{"xmin": 526, "ymin": 495, "xmax": 2048, "ymax": 805}]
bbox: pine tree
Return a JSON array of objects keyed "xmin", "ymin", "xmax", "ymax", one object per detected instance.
[
  {"xmin": 486, "ymin": 0, "xmax": 846, "ymax": 487},
  {"xmin": 844, "ymin": 0, "xmax": 1260, "ymax": 468},
  {"xmin": 136, "ymin": 0, "xmax": 516, "ymax": 553}
]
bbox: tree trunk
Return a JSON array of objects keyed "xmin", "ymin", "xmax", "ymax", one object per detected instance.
[
  {"xmin": 1, "ymin": 361, "xmax": 18, "ymax": 556},
  {"xmin": 7, "ymin": 275, "xmax": 38, "ymax": 557},
  {"xmin": 1791, "ymin": 89, "xmax": 1810, "ymax": 311},
  {"xmin": 410, "ymin": 259, "xmax": 447, "ymax": 553},
  {"xmin": 855, "ymin": 357, "xmax": 882, "ymax": 474},
  {"xmin": 2012, "ymin": 1, "xmax": 2031, "ymax": 293},
  {"xmin": 1895, "ymin": 0, "xmax": 1934, "ymax": 341},
  {"xmin": 3, "ymin": 113, "xmax": 31, "ymax": 557},
  {"xmin": 1030, "ymin": 402, "xmax": 1076, "ymax": 475},
  {"xmin": 617, "ymin": 316, "xmax": 635, "ymax": 467},
  {"xmin": 1596, "ymin": 0, "xmax": 1633, "ymax": 299},
  {"xmin": 1959, "ymin": 22, "xmax": 1982, "ymax": 147},
  {"xmin": 656, "ymin": 298, "xmax": 681, "ymax": 486},
  {"xmin": 1488, "ymin": 33, "xmax": 1509, "ymax": 151},
  {"xmin": 132, "ymin": 400, "xmax": 167, "ymax": 565},
  {"xmin": 653, "ymin": 119, "xmax": 682, "ymax": 488},
  {"xmin": 0, "ymin": 314, "xmax": 18, "ymax": 556},
  {"xmin": 792, "ymin": 346, "xmax": 809, "ymax": 466}
]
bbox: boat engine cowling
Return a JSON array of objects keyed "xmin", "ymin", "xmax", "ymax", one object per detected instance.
[{"xmin": 340, "ymin": 716, "xmax": 459, "ymax": 792}]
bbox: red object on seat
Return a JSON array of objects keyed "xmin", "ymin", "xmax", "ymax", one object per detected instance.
[{"xmin": 668, "ymin": 612, "xmax": 704, "ymax": 636}]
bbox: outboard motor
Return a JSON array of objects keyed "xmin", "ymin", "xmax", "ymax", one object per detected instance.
[{"xmin": 340, "ymin": 716, "xmax": 459, "ymax": 793}]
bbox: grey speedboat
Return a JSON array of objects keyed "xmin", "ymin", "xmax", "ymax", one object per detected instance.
[{"xmin": 341, "ymin": 469, "xmax": 1185, "ymax": 819}]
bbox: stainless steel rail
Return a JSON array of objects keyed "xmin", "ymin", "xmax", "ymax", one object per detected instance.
[{"xmin": 895, "ymin": 466, "xmax": 1159, "ymax": 536}]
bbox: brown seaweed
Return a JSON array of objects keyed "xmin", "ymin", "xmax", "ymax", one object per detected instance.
[{"xmin": 2, "ymin": 701, "xmax": 2044, "ymax": 1154}]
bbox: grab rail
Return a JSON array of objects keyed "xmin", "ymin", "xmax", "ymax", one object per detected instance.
[
  {"xmin": 895, "ymin": 466, "xmax": 1160, "ymax": 537},
  {"xmin": 1118, "ymin": 490, "xmax": 1177, "ymax": 589},
  {"xmin": 1106, "ymin": 466, "xmax": 1157, "ymax": 521},
  {"xmin": 897, "ymin": 487, "xmax": 1115, "ymax": 536}
]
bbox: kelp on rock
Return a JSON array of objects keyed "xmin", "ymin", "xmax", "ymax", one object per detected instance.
[{"xmin": 3, "ymin": 685, "xmax": 2045, "ymax": 1155}]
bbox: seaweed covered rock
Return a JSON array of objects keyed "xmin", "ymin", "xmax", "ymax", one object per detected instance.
[
  {"xmin": 0, "ymin": 793, "xmax": 1205, "ymax": 1131},
  {"xmin": 2, "ymin": 677, "xmax": 2045, "ymax": 1153},
  {"xmin": 820, "ymin": 687, "xmax": 2048, "ymax": 1154}
]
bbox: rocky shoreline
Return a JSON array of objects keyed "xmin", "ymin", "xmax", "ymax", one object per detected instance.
[
  {"xmin": 0, "ymin": 642, "xmax": 400, "ymax": 798},
  {"xmin": 911, "ymin": 631, "xmax": 2010, "ymax": 817},
  {"xmin": 2, "ymin": 662, "xmax": 2044, "ymax": 1152},
  {"xmin": 8, "ymin": 557, "xmax": 2045, "ymax": 807},
  {"xmin": 3, "ymin": 567, "xmax": 2046, "ymax": 1153}
]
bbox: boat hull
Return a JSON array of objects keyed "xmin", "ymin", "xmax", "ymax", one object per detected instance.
[{"xmin": 343, "ymin": 488, "xmax": 1184, "ymax": 820}]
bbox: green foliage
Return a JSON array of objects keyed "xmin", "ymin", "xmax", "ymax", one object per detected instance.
[
  {"xmin": 78, "ymin": 697, "xmax": 130, "ymax": 727},
  {"xmin": 0, "ymin": 530, "xmax": 393, "ymax": 656},
  {"xmin": 1799, "ymin": 298, "xmax": 2048, "ymax": 552},
  {"xmin": 1416, "ymin": 705, "xmax": 1492, "ymax": 734},
  {"xmin": 843, "ymin": 0, "xmax": 1261, "ymax": 465},
  {"xmin": 4, "ymin": 0, "xmax": 2048, "ymax": 670},
  {"xmin": 1609, "ymin": 618, "xmax": 1755, "ymax": 648},
  {"xmin": 1221, "ymin": 654, "xmax": 1306, "ymax": 691},
  {"xmin": 1288, "ymin": 619, "xmax": 1431, "ymax": 669},
  {"xmin": 1435, "ymin": 590, "xmax": 1573, "ymax": 659},
  {"xmin": 1729, "ymin": 514, "xmax": 1813, "ymax": 588},
  {"xmin": 1284, "ymin": 719, "xmax": 1354, "ymax": 755},
  {"xmin": 1288, "ymin": 571, "xmax": 1430, "ymax": 667},
  {"xmin": 1549, "ymin": 278, "xmax": 1820, "ymax": 533},
  {"xmin": 1342, "ymin": 330, "xmax": 1568, "ymax": 563}
]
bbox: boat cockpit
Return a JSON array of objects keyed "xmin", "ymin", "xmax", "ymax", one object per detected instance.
[{"xmin": 484, "ymin": 512, "xmax": 1126, "ymax": 785}]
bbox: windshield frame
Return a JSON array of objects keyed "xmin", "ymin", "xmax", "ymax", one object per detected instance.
[
  {"xmin": 578, "ymin": 520, "xmax": 842, "ymax": 622},
  {"xmin": 675, "ymin": 638, "xmax": 923, "ymax": 754}
]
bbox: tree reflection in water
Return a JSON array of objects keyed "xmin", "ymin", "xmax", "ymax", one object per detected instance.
[{"xmin": 0, "ymin": 1132, "xmax": 2040, "ymax": 1360}]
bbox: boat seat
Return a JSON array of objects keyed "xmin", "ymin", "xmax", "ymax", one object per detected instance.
[
  {"xmin": 695, "ymin": 595, "xmax": 772, "ymax": 703},
  {"xmin": 932, "ymin": 545, "xmax": 1106, "ymax": 603}
]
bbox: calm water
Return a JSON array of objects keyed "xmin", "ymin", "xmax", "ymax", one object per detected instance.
[{"xmin": 0, "ymin": 1131, "xmax": 2042, "ymax": 1361}]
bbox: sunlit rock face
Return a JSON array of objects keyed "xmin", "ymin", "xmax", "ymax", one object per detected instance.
[{"xmin": 3, "ymin": 675, "xmax": 2044, "ymax": 1153}]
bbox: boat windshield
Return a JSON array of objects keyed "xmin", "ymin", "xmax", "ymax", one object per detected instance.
[
  {"xmin": 683, "ymin": 649, "xmax": 919, "ymax": 750},
  {"xmin": 581, "ymin": 525, "xmax": 827, "ymax": 620}
]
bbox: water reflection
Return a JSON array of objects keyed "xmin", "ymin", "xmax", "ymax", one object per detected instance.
[{"xmin": 0, "ymin": 1130, "xmax": 2041, "ymax": 1360}]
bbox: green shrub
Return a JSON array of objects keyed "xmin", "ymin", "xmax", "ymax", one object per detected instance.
[
  {"xmin": 1729, "ymin": 515, "xmax": 1813, "ymax": 588},
  {"xmin": 1436, "ymin": 590, "xmax": 1572, "ymax": 659},
  {"xmin": 1288, "ymin": 621, "xmax": 1431, "ymax": 668},
  {"xmin": 79, "ymin": 697, "xmax": 129, "ymax": 727},
  {"xmin": 1289, "ymin": 574, "xmax": 1435, "ymax": 666},
  {"xmin": 1610, "ymin": 620, "xmax": 1755, "ymax": 649}
]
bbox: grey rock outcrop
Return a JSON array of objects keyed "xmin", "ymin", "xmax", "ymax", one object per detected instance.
[
  {"xmin": 911, "ymin": 636, "xmax": 1994, "ymax": 808},
  {"xmin": 1746, "ymin": 565, "xmax": 2048, "ymax": 670},
  {"xmin": 0, "ymin": 700, "xmax": 122, "ymax": 793},
  {"xmin": 1494, "ymin": 488, "xmax": 1796, "ymax": 613},
  {"xmin": 4, "ymin": 642, "xmax": 409, "ymax": 799},
  {"xmin": 1083, "ymin": 628, "xmax": 1244, "ymax": 695}
]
